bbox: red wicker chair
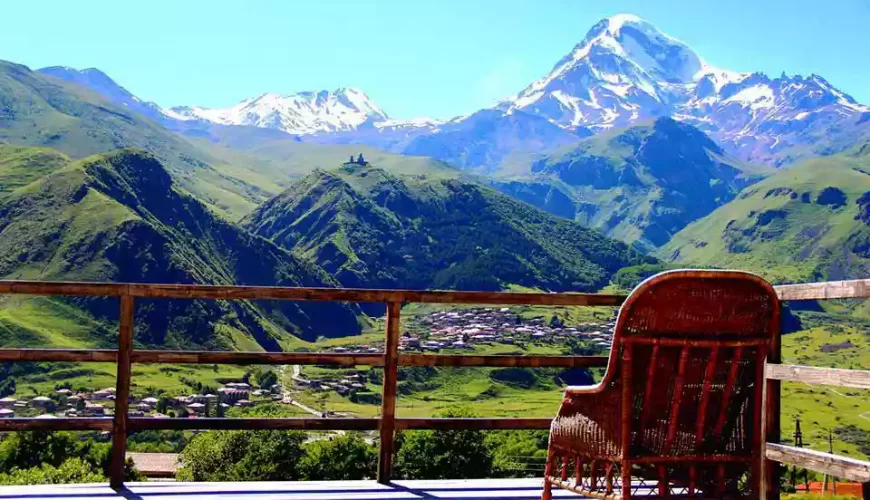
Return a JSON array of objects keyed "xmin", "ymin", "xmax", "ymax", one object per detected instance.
[{"xmin": 543, "ymin": 270, "xmax": 779, "ymax": 499}]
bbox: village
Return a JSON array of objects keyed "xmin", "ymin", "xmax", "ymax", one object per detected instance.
[
  {"xmin": 0, "ymin": 381, "xmax": 286, "ymax": 420},
  {"xmin": 0, "ymin": 308, "xmax": 617, "ymax": 420},
  {"xmin": 331, "ymin": 307, "xmax": 617, "ymax": 354}
]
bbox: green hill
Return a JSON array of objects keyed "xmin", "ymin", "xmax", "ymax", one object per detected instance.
[
  {"xmin": 0, "ymin": 147, "xmax": 362, "ymax": 348},
  {"xmin": 494, "ymin": 118, "xmax": 771, "ymax": 251},
  {"xmin": 2, "ymin": 60, "xmax": 477, "ymax": 220},
  {"xmin": 658, "ymin": 148, "xmax": 870, "ymax": 284},
  {"xmin": 242, "ymin": 163, "xmax": 652, "ymax": 293}
]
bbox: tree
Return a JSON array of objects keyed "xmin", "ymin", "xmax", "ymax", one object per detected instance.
[
  {"xmin": 395, "ymin": 407, "xmax": 493, "ymax": 479},
  {"xmin": 176, "ymin": 430, "xmax": 306, "ymax": 481},
  {"xmin": 257, "ymin": 370, "xmax": 278, "ymax": 389},
  {"xmin": 0, "ymin": 458, "xmax": 105, "ymax": 485},
  {"xmin": 0, "ymin": 431, "xmax": 140, "ymax": 482},
  {"xmin": 485, "ymin": 430, "xmax": 549, "ymax": 478},
  {"xmin": 300, "ymin": 433, "xmax": 377, "ymax": 480},
  {"xmin": 156, "ymin": 396, "xmax": 170, "ymax": 415}
]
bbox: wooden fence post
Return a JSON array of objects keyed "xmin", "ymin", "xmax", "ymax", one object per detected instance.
[
  {"xmin": 377, "ymin": 301, "xmax": 401, "ymax": 484},
  {"xmin": 762, "ymin": 308, "xmax": 782, "ymax": 500},
  {"xmin": 109, "ymin": 293, "xmax": 134, "ymax": 489}
]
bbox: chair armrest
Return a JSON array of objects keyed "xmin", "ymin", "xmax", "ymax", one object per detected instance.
[
  {"xmin": 563, "ymin": 382, "xmax": 607, "ymax": 395},
  {"xmin": 550, "ymin": 379, "xmax": 624, "ymax": 457}
]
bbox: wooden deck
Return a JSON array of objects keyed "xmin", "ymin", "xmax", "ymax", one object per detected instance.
[{"xmin": 0, "ymin": 479, "xmax": 582, "ymax": 499}]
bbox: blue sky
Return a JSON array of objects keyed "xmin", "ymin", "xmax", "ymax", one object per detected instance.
[{"xmin": 3, "ymin": 0, "xmax": 868, "ymax": 119}]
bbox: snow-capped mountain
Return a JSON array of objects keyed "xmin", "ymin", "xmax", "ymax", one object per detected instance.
[
  {"xmin": 38, "ymin": 14, "xmax": 870, "ymax": 169},
  {"xmin": 163, "ymin": 88, "xmax": 390, "ymax": 135},
  {"xmin": 678, "ymin": 72, "xmax": 869, "ymax": 164},
  {"xmin": 503, "ymin": 14, "xmax": 706, "ymax": 129},
  {"xmin": 500, "ymin": 13, "xmax": 869, "ymax": 165}
]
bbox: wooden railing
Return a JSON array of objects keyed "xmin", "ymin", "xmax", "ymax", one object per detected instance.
[
  {"xmin": 0, "ymin": 280, "xmax": 620, "ymax": 488},
  {"xmin": 766, "ymin": 279, "xmax": 870, "ymax": 500},
  {"xmin": 1, "ymin": 278, "xmax": 870, "ymax": 498}
]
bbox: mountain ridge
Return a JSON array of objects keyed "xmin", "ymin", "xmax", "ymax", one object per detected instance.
[
  {"xmin": 493, "ymin": 117, "xmax": 769, "ymax": 250},
  {"xmin": 0, "ymin": 147, "xmax": 363, "ymax": 347},
  {"xmin": 242, "ymin": 164, "xmax": 652, "ymax": 295},
  {"xmin": 35, "ymin": 14, "xmax": 869, "ymax": 171}
]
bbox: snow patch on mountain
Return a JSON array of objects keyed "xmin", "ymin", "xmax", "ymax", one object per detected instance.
[{"xmin": 163, "ymin": 88, "xmax": 390, "ymax": 135}]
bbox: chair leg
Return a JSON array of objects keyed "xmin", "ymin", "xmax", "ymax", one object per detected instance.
[
  {"xmin": 622, "ymin": 460, "xmax": 632, "ymax": 499},
  {"xmin": 542, "ymin": 448, "xmax": 555, "ymax": 500}
]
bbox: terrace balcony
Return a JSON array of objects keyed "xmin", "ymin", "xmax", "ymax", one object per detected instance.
[{"xmin": 0, "ymin": 278, "xmax": 868, "ymax": 499}]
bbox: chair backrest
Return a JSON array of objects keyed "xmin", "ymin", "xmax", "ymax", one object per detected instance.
[{"xmin": 607, "ymin": 270, "xmax": 779, "ymax": 458}]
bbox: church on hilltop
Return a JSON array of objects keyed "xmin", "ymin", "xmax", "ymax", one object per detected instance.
[{"xmin": 345, "ymin": 153, "xmax": 368, "ymax": 166}]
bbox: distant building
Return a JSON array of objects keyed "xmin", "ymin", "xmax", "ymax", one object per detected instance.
[
  {"xmin": 217, "ymin": 388, "xmax": 248, "ymax": 404},
  {"xmin": 31, "ymin": 396, "xmax": 54, "ymax": 409},
  {"xmin": 186, "ymin": 403, "xmax": 206, "ymax": 414},
  {"xmin": 344, "ymin": 153, "xmax": 369, "ymax": 167},
  {"xmin": 83, "ymin": 403, "xmax": 106, "ymax": 416}
]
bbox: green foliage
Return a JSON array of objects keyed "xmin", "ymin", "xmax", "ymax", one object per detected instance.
[
  {"xmin": 257, "ymin": 370, "xmax": 278, "ymax": 389},
  {"xmin": 612, "ymin": 263, "xmax": 676, "ymax": 291},
  {"xmin": 395, "ymin": 407, "xmax": 494, "ymax": 479},
  {"xmin": 0, "ymin": 458, "xmax": 105, "ymax": 485},
  {"xmin": 128, "ymin": 430, "xmax": 188, "ymax": 453},
  {"xmin": 299, "ymin": 433, "xmax": 377, "ymax": 480},
  {"xmin": 176, "ymin": 430, "xmax": 306, "ymax": 481},
  {"xmin": 488, "ymin": 368, "xmax": 540, "ymax": 389},
  {"xmin": 0, "ymin": 431, "xmax": 141, "ymax": 483},
  {"xmin": 0, "ymin": 431, "xmax": 107, "ymax": 472},
  {"xmin": 486, "ymin": 430, "xmax": 549, "ymax": 478}
]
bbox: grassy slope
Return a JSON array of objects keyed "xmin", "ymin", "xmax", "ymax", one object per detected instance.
[
  {"xmin": 658, "ymin": 154, "xmax": 870, "ymax": 284},
  {"xmin": 243, "ymin": 164, "xmax": 651, "ymax": 293},
  {"xmin": 780, "ymin": 315, "xmax": 870, "ymax": 460},
  {"xmin": 493, "ymin": 118, "xmax": 773, "ymax": 251},
  {"xmin": 0, "ymin": 60, "xmax": 286, "ymax": 218},
  {"xmin": 0, "ymin": 147, "xmax": 363, "ymax": 351}
]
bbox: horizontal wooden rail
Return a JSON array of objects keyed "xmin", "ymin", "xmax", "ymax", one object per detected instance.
[
  {"xmin": 0, "ymin": 418, "xmax": 114, "ymax": 431},
  {"xmin": 766, "ymin": 364, "xmax": 870, "ymax": 389},
  {"xmin": 0, "ymin": 417, "xmax": 554, "ymax": 432},
  {"xmin": 767, "ymin": 443, "xmax": 870, "ymax": 483},
  {"xmin": 0, "ymin": 349, "xmax": 610, "ymax": 368},
  {"xmin": 0, "ymin": 349, "xmax": 118, "ymax": 362},
  {"xmin": 5, "ymin": 277, "xmax": 870, "ymax": 303},
  {"xmin": 0, "ymin": 280, "xmax": 626, "ymax": 305},
  {"xmin": 775, "ymin": 278, "xmax": 870, "ymax": 301}
]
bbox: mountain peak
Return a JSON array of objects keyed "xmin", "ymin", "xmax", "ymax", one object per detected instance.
[
  {"xmin": 583, "ymin": 13, "xmax": 653, "ymax": 41},
  {"xmin": 165, "ymin": 87, "xmax": 388, "ymax": 135}
]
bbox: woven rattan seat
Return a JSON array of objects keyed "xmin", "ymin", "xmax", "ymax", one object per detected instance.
[{"xmin": 542, "ymin": 270, "xmax": 779, "ymax": 499}]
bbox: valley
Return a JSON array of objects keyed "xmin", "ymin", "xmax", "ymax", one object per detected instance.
[{"xmin": 0, "ymin": 9, "xmax": 868, "ymax": 483}]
